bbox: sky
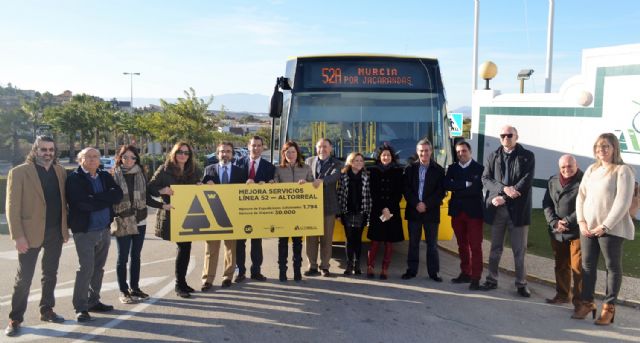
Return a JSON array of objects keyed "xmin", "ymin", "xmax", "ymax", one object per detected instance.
[{"xmin": 1, "ymin": 0, "xmax": 638, "ymax": 111}]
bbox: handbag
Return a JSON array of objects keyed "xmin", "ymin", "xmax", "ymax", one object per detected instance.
[{"xmin": 110, "ymin": 215, "xmax": 140, "ymax": 237}]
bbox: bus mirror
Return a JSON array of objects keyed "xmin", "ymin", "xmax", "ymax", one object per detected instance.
[{"xmin": 269, "ymin": 82, "xmax": 283, "ymax": 118}]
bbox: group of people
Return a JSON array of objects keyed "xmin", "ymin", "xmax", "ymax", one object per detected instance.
[{"xmin": 4, "ymin": 126, "xmax": 635, "ymax": 337}]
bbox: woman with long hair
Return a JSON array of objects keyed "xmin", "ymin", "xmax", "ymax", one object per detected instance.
[
  {"xmin": 337, "ymin": 152, "xmax": 371, "ymax": 275},
  {"xmin": 147, "ymin": 142, "xmax": 201, "ymax": 298},
  {"xmin": 273, "ymin": 141, "xmax": 315, "ymax": 282},
  {"xmin": 573, "ymin": 133, "xmax": 635, "ymax": 325},
  {"xmin": 111, "ymin": 145, "xmax": 163, "ymax": 304},
  {"xmin": 366, "ymin": 144, "xmax": 404, "ymax": 279}
]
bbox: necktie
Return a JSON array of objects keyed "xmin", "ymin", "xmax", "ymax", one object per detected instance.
[
  {"xmin": 221, "ymin": 166, "xmax": 229, "ymax": 184},
  {"xmin": 249, "ymin": 160, "xmax": 256, "ymax": 180}
]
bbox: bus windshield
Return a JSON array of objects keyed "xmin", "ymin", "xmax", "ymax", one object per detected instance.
[{"xmin": 286, "ymin": 91, "xmax": 447, "ymax": 165}]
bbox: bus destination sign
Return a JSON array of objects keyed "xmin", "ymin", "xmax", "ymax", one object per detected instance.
[{"xmin": 300, "ymin": 60, "xmax": 431, "ymax": 90}]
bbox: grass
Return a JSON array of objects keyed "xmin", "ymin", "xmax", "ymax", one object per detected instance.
[{"xmin": 484, "ymin": 209, "xmax": 640, "ymax": 278}]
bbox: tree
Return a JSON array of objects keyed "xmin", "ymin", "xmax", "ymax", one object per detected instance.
[
  {"xmin": 21, "ymin": 91, "xmax": 55, "ymax": 140},
  {"xmin": 0, "ymin": 107, "xmax": 29, "ymax": 165},
  {"xmin": 157, "ymin": 88, "xmax": 215, "ymax": 149}
]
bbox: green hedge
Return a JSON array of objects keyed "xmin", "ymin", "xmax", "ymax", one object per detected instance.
[{"xmin": 0, "ymin": 176, "xmax": 6, "ymax": 214}]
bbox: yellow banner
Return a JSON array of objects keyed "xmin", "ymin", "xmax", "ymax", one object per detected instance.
[{"xmin": 170, "ymin": 183, "xmax": 324, "ymax": 242}]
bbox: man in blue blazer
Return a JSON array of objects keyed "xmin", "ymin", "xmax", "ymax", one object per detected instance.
[
  {"xmin": 444, "ymin": 141, "xmax": 485, "ymax": 290},
  {"xmin": 201, "ymin": 142, "xmax": 248, "ymax": 290},
  {"xmin": 233, "ymin": 136, "xmax": 275, "ymax": 282},
  {"xmin": 402, "ymin": 138, "xmax": 445, "ymax": 282}
]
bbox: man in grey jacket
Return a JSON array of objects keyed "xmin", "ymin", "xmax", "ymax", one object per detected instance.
[
  {"xmin": 481, "ymin": 125, "xmax": 535, "ymax": 297},
  {"xmin": 542, "ymin": 154, "xmax": 583, "ymax": 307},
  {"xmin": 304, "ymin": 138, "xmax": 343, "ymax": 277}
]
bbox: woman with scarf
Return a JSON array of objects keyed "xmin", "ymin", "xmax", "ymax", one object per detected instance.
[
  {"xmin": 110, "ymin": 145, "xmax": 163, "ymax": 304},
  {"xmin": 337, "ymin": 152, "xmax": 371, "ymax": 275},
  {"xmin": 366, "ymin": 144, "xmax": 404, "ymax": 279}
]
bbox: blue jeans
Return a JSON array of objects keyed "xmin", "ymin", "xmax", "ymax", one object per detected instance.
[
  {"xmin": 407, "ymin": 220, "xmax": 439, "ymax": 276},
  {"xmin": 116, "ymin": 225, "xmax": 146, "ymax": 292}
]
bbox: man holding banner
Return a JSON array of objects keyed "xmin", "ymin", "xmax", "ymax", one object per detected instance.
[
  {"xmin": 233, "ymin": 136, "xmax": 275, "ymax": 282},
  {"xmin": 200, "ymin": 142, "xmax": 247, "ymax": 290}
]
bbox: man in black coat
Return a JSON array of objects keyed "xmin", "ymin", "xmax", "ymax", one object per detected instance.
[
  {"xmin": 201, "ymin": 142, "xmax": 248, "ymax": 290},
  {"xmin": 542, "ymin": 154, "xmax": 583, "ymax": 307},
  {"xmin": 444, "ymin": 141, "xmax": 484, "ymax": 290},
  {"xmin": 401, "ymin": 138, "xmax": 445, "ymax": 281},
  {"xmin": 66, "ymin": 148, "xmax": 123, "ymax": 322},
  {"xmin": 233, "ymin": 136, "xmax": 275, "ymax": 282},
  {"xmin": 481, "ymin": 125, "xmax": 535, "ymax": 297}
]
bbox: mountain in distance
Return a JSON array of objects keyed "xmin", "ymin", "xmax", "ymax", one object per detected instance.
[
  {"xmin": 133, "ymin": 93, "xmax": 270, "ymax": 114},
  {"xmin": 451, "ymin": 106, "xmax": 471, "ymax": 118}
]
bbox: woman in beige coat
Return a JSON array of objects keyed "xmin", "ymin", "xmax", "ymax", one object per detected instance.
[
  {"xmin": 273, "ymin": 141, "xmax": 316, "ymax": 282},
  {"xmin": 573, "ymin": 133, "xmax": 635, "ymax": 325}
]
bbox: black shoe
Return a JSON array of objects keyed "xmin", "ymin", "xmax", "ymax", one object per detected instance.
[
  {"xmin": 517, "ymin": 286, "xmax": 531, "ymax": 298},
  {"xmin": 76, "ymin": 311, "xmax": 92, "ymax": 323},
  {"xmin": 40, "ymin": 309, "xmax": 65, "ymax": 323},
  {"xmin": 201, "ymin": 282, "xmax": 213, "ymax": 292},
  {"xmin": 401, "ymin": 272, "xmax": 416, "ymax": 280},
  {"xmin": 321, "ymin": 269, "xmax": 331, "ymax": 277},
  {"xmin": 353, "ymin": 264, "xmax": 362, "ymax": 275},
  {"xmin": 451, "ymin": 273, "xmax": 472, "ymax": 284},
  {"xmin": 234, "ymin": 274, "xmax": 246, "ymax": 283},
  {"xmin": 221, "ymin": 279, "xmax": 232, "ymax": 288},
  {"xmin": 429, "ymin": 275, "xmax": 443, "ymax": 282},
  {"xmin": 183, "ymin": 284, "xmax": 195, "ymax": 293},
  {"xmin": 5, "ymin": 320, "xmax": 20, "ymax": 337},
  {"xmin": 88, "ymin": 302, "xmax": 114, "ymax": 313},
  {"xmin": 294, "ymin": 270, "xmax": 302, "ymax": 282},
  {"xmin": 304, "ymin": 268, "xmax": 320, "ymax": 277},
  {"xmin": 343, "ymin": 265, "xmax": 353, "ymax": 276},
  {"xmin": 176, "ymin": 288, "xmax": 191, "ymax": 298},
  {"xmin": 469, "ymin": 280, "xmax": 481, "ymax": 290},
  {"xmin": 251, "ymin": 273, "xmax": 267, "ymax": 281},
  {"xmin": 129, "ymin": 289, "xmax": 149, "ymax": 299},
  {"xmin": 479, "ymin": 281, "xmax": 498, "ymax": 291}
]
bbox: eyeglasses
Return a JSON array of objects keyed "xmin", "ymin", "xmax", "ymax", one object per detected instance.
[
  {"xmin": 595, "ymin": 144, "xmax": 611, "ymax": 150},
  {"xmin": 500, "ymin": 133, "xmax": 514, "ymax": 139},
  {"xmin": 176, "ymin": 150, "xmax": 191, "ymax": 156},
  {"xmin": 122, "ymin": 156, "xmax": 137, "ymax": 161},
  {"xmin": 39, "ymin": 148, "xmax": 55, "ymax": 152}
]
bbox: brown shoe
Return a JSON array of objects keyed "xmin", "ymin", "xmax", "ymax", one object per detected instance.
[
  {"xmin": 594, "ymin": 303, "xmax": 615, "ymax": 325},
  {"xmin": 571, "ymin": 301, "xmax": 596, "ymax": 319},
  {"xmin": 201, "ymin": 282, "xmax": 213, "ymax": 292},
  {"xmin": 545, "ymin": 296, "xmax": 570, "ymax": 304}
]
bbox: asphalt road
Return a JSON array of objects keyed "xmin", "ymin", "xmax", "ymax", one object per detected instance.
[{"xmin": 1, "ymin": 227, "xmax": 639, "ymax": 342}]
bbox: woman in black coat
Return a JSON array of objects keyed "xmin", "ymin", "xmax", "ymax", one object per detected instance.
[
  {"xmin": 366, "ymin": 144, "xmax": 404, "ymax": 279},
  {"xmin": 147, "ymin": 141, "xmax": 201, "ymax": 298}
]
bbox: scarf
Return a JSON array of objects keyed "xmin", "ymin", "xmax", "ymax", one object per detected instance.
[
  {"xmin": 559, "ymin": 173, "xmax": 575, "ymax": 188},
  {"xmin": 111, "ymin": 164, "xmax": 146, "ymax": 236}
]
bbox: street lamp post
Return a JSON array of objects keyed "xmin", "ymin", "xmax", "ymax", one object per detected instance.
[{"xmin": 122, "ymin": 72, "xmax": 141, "ymax": 112}]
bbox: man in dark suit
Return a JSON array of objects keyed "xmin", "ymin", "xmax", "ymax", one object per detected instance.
[
  {"xmin": 233, "ymin": 136, "xmax": 275, "ymax": 282},
  {"xmin": 481, "ymin": 125, "xmax": 535, "ymax": 297},
  {"xmin": 304, "ymin": 138, "xmax": 343, "ymax": 277},
  {"xmin": 444, "ymin": 141, "xmax": 485, "ymax": 290},
  {"xmin": 542, "ymin": 154, "xmax": 583, "ymax": 306},
  {"xmin": 402, "ymin": 138, "xmax": 445, "ymax": 281},
  {"xmin": 201, "ymin": 142, "xmax": 248, "ymax": 290}
]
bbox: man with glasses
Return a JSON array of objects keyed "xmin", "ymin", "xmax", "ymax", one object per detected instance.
[
  {"xmin": 201, "ymin": 142, "xmax": 247, "ymax": 290},
  {"xmin": 5, "ymin": 137, "xmax": 68, "ymax": 337},
  {"xmin": 481, "ymin": 125, "xmax": 535, "ymax": 297}
]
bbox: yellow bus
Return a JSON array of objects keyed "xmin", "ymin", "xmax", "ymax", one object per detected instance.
[{"xmin": 269, "ymin": 54, "xmax": 454, "ymax": 241}]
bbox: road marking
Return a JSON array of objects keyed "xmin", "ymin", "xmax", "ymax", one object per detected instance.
[
  {"xmin": 0, "ymin": 256, "xmax": 176, "ymax": 301},
  {"xmin": 0, "ymin": 244, "xmax": 76, "ymax": 261},
  {"xmin": 5, "ymin": 257, "xmax": 195, "ymax": 342}
]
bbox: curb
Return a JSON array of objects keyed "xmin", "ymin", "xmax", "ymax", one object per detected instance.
[{"xmin": 438, "ymin": 242, "xmax": 640, "ymax": 310}]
